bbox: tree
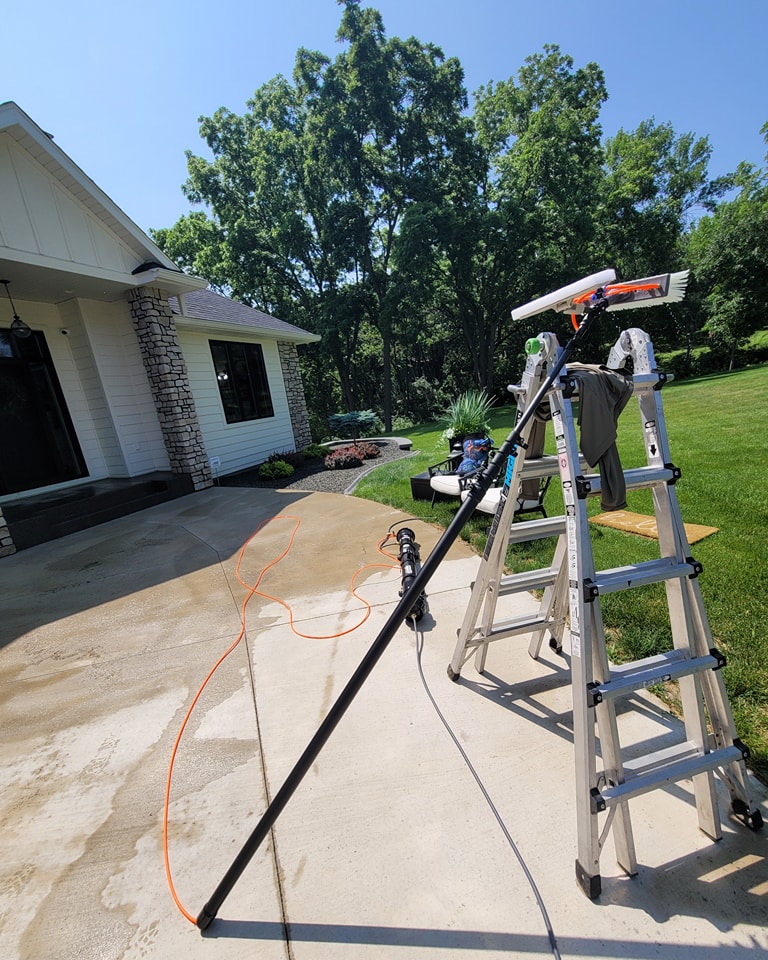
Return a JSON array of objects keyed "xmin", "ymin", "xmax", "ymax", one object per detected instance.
[
  {"xmin": 394, "ymin": 45, "xmax": 610, "ymax": 393},
  {"xmin": 686, "ymin": 133, "xmax": 768, "ymax": 368},
  {"xmin": 593, "ymin": 120, "xmax": 732, "ymax": 353},
  {"xmin": 153, "ymin": 0, "xmax": 475, "ymax": 430}
]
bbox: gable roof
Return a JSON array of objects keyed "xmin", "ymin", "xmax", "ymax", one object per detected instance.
[
  {"xmin": 0, "ymin": 101, "xmax": 177, "ymax": 271},
  {"xmin": 170, "ymin": 288, "xmax": 319, "ymax": 344},
  {"xmin": 0, "ymin": 101, "xmax": 205, "ymax": 302}
]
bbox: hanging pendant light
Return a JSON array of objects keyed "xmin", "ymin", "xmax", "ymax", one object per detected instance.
[{"xmin": 1, "ymin": 280, "xmax": 32, "ymax": 339}]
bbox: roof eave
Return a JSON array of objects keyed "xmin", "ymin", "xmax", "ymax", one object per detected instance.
[
  {"xmin": 131, "ymin": 267, "xmax": 208, "ymax": 296},
  {"xmin": 175, "ymin": 314, "xmax": 321, "ymax": 344}
]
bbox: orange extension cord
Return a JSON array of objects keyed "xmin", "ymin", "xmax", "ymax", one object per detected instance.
[{"xmin": 163, "ymin": 515, "xmax": 401, "ymax": 923}]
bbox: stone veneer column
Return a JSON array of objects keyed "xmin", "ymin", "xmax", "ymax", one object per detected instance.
[
  {"xmin": 278, "ymin": 342, "xmax": 313, "ymax": 449},
  {"xmin": 0, "ymin": 506, "xmax": 16, "ymax": 557},
  {"xmin": 128, "ymin": 287, "xmax": 212, "ymax": 491}
]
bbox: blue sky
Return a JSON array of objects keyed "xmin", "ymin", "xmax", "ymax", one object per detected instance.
[{"xmin": 3, "ymin": 0, "xmax": 766, "ymax": 234}]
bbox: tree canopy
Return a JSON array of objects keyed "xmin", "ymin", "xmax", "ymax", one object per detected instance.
[{"xmin": 152, "ymin": 0, "xmax": 767, "ymax": 437}]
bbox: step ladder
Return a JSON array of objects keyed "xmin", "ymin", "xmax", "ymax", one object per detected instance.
[{"xmin": 448, "ymin": 326, "xmax": 763, "ymax": 898}]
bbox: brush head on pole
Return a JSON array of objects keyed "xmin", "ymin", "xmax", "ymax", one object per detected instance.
[
  {"xmin": 585, "ymin": 270, "xmax": 690, "ymax": 313},
  {"xmin": 511, "ymin": 270, "xmax": 617, "ymax": 321},
  {"xmin": 511, "ymin": 269, "xmax": 690, "ymax": 322}
]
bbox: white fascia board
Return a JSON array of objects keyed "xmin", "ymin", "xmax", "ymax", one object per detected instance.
[{"xmin": 175, "ymin": 314, "xmax": 321, "ymax": 344}]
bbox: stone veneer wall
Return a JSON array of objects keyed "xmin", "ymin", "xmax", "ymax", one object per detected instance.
[
  {"xmin": 278, "ymin": 341, "xmax": 313, "ymax": 449},
  {"xmin": 0, "ymin": 506, "xmax": 16, "ymax": 557},
  {"xmin": 127, "ymin": 287, "xmax": 212, "ymax": 491}
]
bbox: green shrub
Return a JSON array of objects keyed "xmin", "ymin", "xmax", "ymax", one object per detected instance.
[
  {"xmin": 327, "ymin": 410, "xmax": 383, "ymax": 440},
  {"xmin": 258, "ymin": 460, "xmax": 295, "ymax": 480},
  {"xmin": 302, "ymin": 443, "xmax": 328, "ymax": 459}
]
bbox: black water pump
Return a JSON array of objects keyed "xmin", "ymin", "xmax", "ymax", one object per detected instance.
[{"xmin": 396, "ymin": 527, "xmax": 426, "ymax": 622}]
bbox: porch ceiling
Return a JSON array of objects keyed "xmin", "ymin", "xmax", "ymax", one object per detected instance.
[
  {"xmin": 0, "ymin": 259, "xmax": 205, "ymax": 306},
  {"xmin": 0, "ymin": 257, "xmax": 136, "ymax": 305}
]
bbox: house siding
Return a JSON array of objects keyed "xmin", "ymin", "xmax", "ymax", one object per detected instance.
[
  {"xmin": 77, "ymin": 299, "xmax": 170, "ymax": 476},
  {"xmin": 0, "ymin": 131, "xmax": 137, "ymax": 275},
  {"xmin": 178, "ymin": 328, "xmax": 297, "ymax": 476}
]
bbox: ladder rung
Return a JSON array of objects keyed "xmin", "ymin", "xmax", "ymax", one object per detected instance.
[
  {"xmin": 580, "ymin": 465, "xmax": 680, "ymax": 498},
  {"xmin": 498, "ymin": 567, "xmax": 559, "ymax": 594},
  {"xmin": 588, "ymin": 557, "xmax": 700, "ymax": 597},
  {"xmin": 508, "ymin": 514, "xmax": 566, "ymax": 543},
  {"xmin": 562, "ymin": 371, "xmax": 665, "ymax": 399},
  {"xmin": 469, "ymin": 613, "xmax": 565, "ymax": 645},
  {"xmin": 597, "ymin": 742, "xmax": 746, "ymax": 808},
  {"xmin": 587, "ymin": 648, "xmax": 726, "ymax": 705},
  {"xmin": 519, "ymin": 455, "xmax": 588, "ymax": 480},
  {"xmin": 629, "ymin": 373, "xmax": 668, "ymax": 395}
]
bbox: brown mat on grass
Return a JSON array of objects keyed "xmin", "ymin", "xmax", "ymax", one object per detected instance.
[{"xmin": 590, "ymin": 510, "xmax": 719, "ymax": 544}]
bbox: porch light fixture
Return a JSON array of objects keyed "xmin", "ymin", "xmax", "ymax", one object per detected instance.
[{"xmin": 1, "ymin": 280, "xmax": 32, "ymax": 339}]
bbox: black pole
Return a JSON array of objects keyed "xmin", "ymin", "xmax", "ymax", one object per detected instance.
[{"xmin": 196, "ymin": 304, "xmax": 605, "ymax": 931}]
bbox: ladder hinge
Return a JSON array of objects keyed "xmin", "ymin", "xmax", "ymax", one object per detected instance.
[
  {"xmin": 561, "ymin": 375, "xmax": 578, "ymax": 398},
  {"xmin": 590, "ymin": 787, "xmax": 606, "ymax": 813},
  {"xmin": 686, "ymin": 557, "xmax": 703, "ymax": 578},
  {"xmin": 583, "ymin": 578, "xmax": 599, "ymax": 602},
  {"xmin": 576, "ymin": 476, "xmax": 591, "ymax": 499},
  {"xmin": 733, "ymin": 738, "xmax": 751, "ymax": 761},
  {"xmin": 653, "ymin": 370, "xmax": 669, "ymax": 390},
  {"xmin": 710, "ymin": 647, "xmax": 727, "ymax": 670},
  {"xmin": 586, "ymin": 681, "xmax": 602, "ymax": 707},
  {"xmin": 664, "ymin": 462, "xmax": 681, "ymax": 483}
]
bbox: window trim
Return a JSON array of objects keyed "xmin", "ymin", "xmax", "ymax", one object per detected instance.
[{"xmin": 209, "ymin": 339, "xmax": 275, "ymax": 425}]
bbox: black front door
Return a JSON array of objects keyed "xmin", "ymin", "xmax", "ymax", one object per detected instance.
[{"xmin": 0, "ymin": 330, "xmax": 87, "ymax": 495}]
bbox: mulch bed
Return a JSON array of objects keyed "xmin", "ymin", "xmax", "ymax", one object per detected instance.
[{"xmin": 218, "ymin": 439, "xmax": 415, "ymax": 494}]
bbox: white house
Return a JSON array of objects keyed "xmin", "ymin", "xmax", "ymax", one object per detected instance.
[{"xmin": 0, "ymin": 102, "xmax": 319, "ymax": 554}]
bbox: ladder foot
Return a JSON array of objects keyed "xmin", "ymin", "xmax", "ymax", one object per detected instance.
[
  {"xmin": 732, "ymin": 799, "xmax": 764, "ymax": 832},
  {"xmin": 575, "ymin": 860, "xmax": 602, "ymax": 899},
  {"xmin": 548, "ymin": 635, "xmax": 563, "ymax": 654},
  {"xmin": 447, "ymin": 664, "xmax": 460, "ymax": 682}
]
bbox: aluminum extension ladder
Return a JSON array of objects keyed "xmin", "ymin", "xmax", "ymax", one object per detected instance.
[{"xmin": 448, "ymin": 327, "xmax": 763, "ymax": 898}]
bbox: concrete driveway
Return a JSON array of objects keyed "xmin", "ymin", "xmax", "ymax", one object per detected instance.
[{"xmin": 1, "ymin": 487, "xmax": 766, "ymax": 959}]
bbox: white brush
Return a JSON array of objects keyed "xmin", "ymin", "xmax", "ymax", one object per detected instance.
[
  {"xmin": 511, "ymin": 269, "xmax": 616, "ymax": 321},
  {"xmin": 592, "ymin": 270, "xmax": 690, "ymax": 313}
]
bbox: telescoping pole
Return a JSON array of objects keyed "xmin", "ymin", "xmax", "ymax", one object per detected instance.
[{"xmin": 195, "ymin": 300, "xmax": 608, "ymax": 931}]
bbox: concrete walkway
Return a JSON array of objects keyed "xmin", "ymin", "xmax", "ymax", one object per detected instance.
[{"xmin": 1, "ymin": 487, "xmax": 766, "ymax": 960}]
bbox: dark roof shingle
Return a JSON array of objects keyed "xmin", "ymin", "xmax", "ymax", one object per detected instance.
[{"xmin": 169, "ymin": 288, "xmax": 318, "ymax": 342}]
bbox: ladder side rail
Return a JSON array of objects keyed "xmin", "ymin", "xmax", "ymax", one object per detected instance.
[
  {"xmin": 585, "ymin": 596, "xmax": 639, "ymax": 877},
  {"xmin": 476, "ymin": 397, "xmax": 551, "ymax": 670},
  {"xmin": 550, "ymin": 388, "xmax": 608, "ymax": 897},
  {"xmin": 567, "ymin": 368, "xmax": 637, "ymax": 876},
  {"xmin": 527, "ymin": 534, "xmax": 569, "ymax": 658},
  {"xmin": 636, "ymin": 370, "xmax": 751, "ymax": 777},
  {"xmin": 637, "ymin": 380, "xmax": 722, "ymax": 839},
  {"xmin": 450, "ymin": 341, "xmax": 557, "ymax": 678},
  {"xmin": 667, "ymin": 511, "xmax": 757, "ymax": 816}
]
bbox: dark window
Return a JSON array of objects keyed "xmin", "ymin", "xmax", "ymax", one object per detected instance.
[{"xmin": 210, "ymin": 340, "xmax": 274, "ymax": 424}]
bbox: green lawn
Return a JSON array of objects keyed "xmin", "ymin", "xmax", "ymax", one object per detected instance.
[{"xmin": 354, "ymin": 363, "xmax": 768, "ymax": 782}]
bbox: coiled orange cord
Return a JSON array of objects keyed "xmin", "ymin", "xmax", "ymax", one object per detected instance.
[{"xmin": 163, "ymin": 515, "xmax": 400, "ymax": 922}]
